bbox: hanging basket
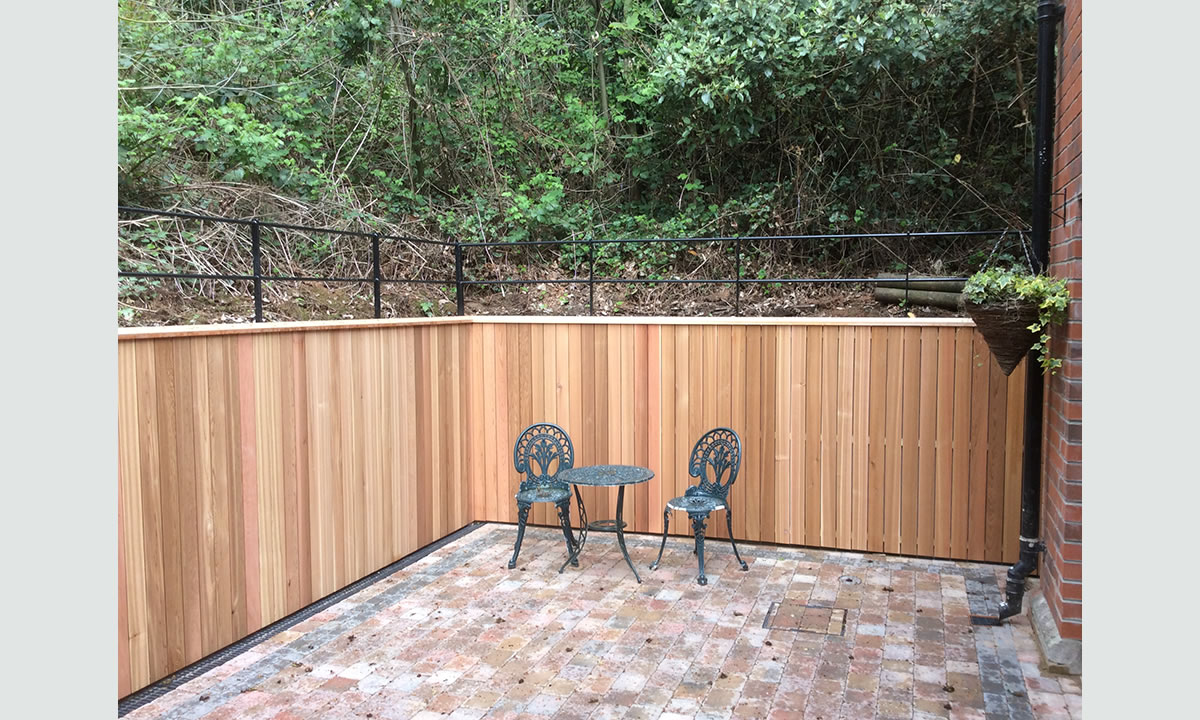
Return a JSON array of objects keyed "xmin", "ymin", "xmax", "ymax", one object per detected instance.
[{"xmin": 965, "ymin": 301, "xmax": 1040, "ymax": 375}]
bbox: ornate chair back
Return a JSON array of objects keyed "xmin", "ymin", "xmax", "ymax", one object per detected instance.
[
  {"xmin": 513, "ymin": 422, "xmax": 575, "ymax": 494},
  {"xmin": 685, "ymin": 427, "xmax": 742, "ymax": 502}
]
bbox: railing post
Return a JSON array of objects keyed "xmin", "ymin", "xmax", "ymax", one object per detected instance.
[
  {"xmin": 454, "ymin": 240, "xmax": 465, "ymax": 316},
  {"xmin": 371, "ymin": 233, "xmax": 382, "ymax": 319},
  {"xmin": 734, "ymin": 236, "xmax": 742, "ymax": 316},
  {"xmin": 588, "ymin": 236, "xmax": 596, "ymax": 316},
  {"xmin": 250, "ymin": 220, "xmax": 263, "ymax": 322}
]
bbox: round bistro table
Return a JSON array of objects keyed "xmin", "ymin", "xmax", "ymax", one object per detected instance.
[{"xmin": 557, "ymin": 464, "xmax": 654, "ymax": 582}]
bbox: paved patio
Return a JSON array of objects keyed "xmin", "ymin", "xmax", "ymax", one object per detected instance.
[{"xmin": 122, "ymin": 523, "xmax": 1080, "ymax": 720}]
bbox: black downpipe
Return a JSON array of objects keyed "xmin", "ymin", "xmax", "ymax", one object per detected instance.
[{"xmin": 998, "ymin": 0, "xmax": 1063, "ymax": 621}]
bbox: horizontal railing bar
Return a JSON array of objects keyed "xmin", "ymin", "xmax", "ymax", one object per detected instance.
[
  {"xmin": 120, "ymin": 206, "xmax": 1024, "ymax": 249},
  {"xmin": 458, "ymin": 229, "xmax": 1023, "ymax": 249},
  {"xmin": 119, "ymin": 271, "xmax": 255, "ymax": 282},
  {"xmin": 741, "ymin": 277, "xmax": 968, "ymax": 284},
  {"xmin": 269, "ymin": 275, "xmax": 449, "ymax": 285},
  {"xmin": 118, "ymin": 206, "xmax": 456, "ymax": 248},
  {"xmin": 460, "ymin": 276, "xmax": 969, "ymax": 286},
  {"xmin": 120, "ymin": 271, "xmax": 451, "ymax": 285},
  {"xmin": 125, "ymin": 271, "xmax": 968, "ymax": 287}
]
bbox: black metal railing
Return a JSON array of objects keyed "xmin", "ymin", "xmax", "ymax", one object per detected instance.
[{"xmin": 118, "ymin": 206, "xmax": 1027, "ymax": 320}]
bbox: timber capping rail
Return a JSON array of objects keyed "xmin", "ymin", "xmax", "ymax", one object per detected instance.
[{"xmin": 117, "ymin": 314, "xmax": 978, "ymax": 341}]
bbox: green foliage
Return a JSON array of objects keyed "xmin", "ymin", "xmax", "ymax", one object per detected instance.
[
  {"xmin": 119, "ymin": 0, "xmax": 1037, "ymax": 275},
  {"xmin": 963, "ymin": 266, "xmax": 1070, "ymax": 373}
]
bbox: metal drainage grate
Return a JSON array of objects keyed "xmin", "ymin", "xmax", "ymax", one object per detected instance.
[{"xmin": 763, "ymin": 601, "xmax": 847, "ymax": 635}]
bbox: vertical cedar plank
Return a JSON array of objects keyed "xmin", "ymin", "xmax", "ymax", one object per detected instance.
[
  {"xmin": 415, "ymin": 329, "xmax": 432, "ymax": 546},
  {"xmin": 760, "ymin": 326, "xmax": 777, "ymax": 543},
  {"xmin": 568, "ymin": 324, "xmax": 584, "ymax": 520},
  {"xmin": 647, "ymin": 325, "xmax": 663, "ymax": 534},
  {"xmin": 967, "ymin": 331, "xmax": 991, "ymax": 561},
  {"xmin": 1003, "ymin": 358, "xmax": 1027, "ymax": 563},
  {"xmin": 279, "ymin": 335, "xmax": 301, "ymax": 614},
  {"xmin": 934, "ymin": 328, "xmax": 956, "ymax": 558},
  {"xmin": 118, "ymin": 344, "xmax": 149, "ymax": 690},
  {"xmin": 687, "ymin": 326, "xmax": 704, "ymax": 530},
  {"xmin": 236, "ymin": 335, "xmax": 263, "ymax": 633},
  {"xmin": 660, "ymin": 327, "xmax": 676, "ymax": 535},
  {"xmin": 931, "ymin": 328, "xmax": 950, "ymax": 559},
  {"xmin": 251, "ymin": 335, "xmax": 283, "ymax": 625},
  {"xmin": 985, "ymin": 349, "xmax": 1009, "ymax": 561},
  {"xmin": 836, "ymin": 327, "xmax": 853, "ymax": 549},
  {"xmin": 621, "ymin": 326, "xmax": 638, "ymax": 531},
  {"xmin": 900, "ymin": 328, "xmax": 921, "ymax": 555},
  {"xmin": 820, "ymin": 327, "xmax": 838, "ymax": 548},
  {"xmin": 152, "ymin": 341, "xmax": 186, "ymax": 670},
  {"xmin": 852, "ymin": 327, "xmax": 870, "ymax": 551},
  {"xmin": 743, "ymin": 326, "xmax": 761, "ymax": 542},
  {"xmin": 883, "ymin": 329, "xmax": 904, "ymax": 554},
  {"xmin": 775, "ymin": 327, "xmax": 792, "ymax": 544},
  {"xmin": 804, "ymin": 328, "xmax": 822, "ymax": 545},
  {"xmin": 133, "ymin": 341, "xmax": 168, "ymax": 680},
  {"xmin": 293, "ymin": 334, "xmax": 313, "ymax": 606},
  {"xmin": 702, "ymin": 326, "xmax": 721, "ymax": 538},
  {"xmin": 917, "ymin": 327, "xmax": 937, "ymax": 557},
  {"xmin": 118, "ymin": 460, "xmax": 131, "ymax": 696},
  {"xmin": 951, "ymin": 329, "xmax": 973, "ymax": 559},
  {"xmin": 730, "ymin": 326, "xmax": 746, "ymax": 540},
  {"xmin": 518, "ymin": 325, "xmax": 537, "ymax": 525},
  {"xmin": 866, "ymin": 329, "xmax": 887, "ymax": 552},
  {"xmin": 481, "ymin": 324, "xmax": 497, "ymax": 524},
  {"xmin": 173, "ymin": 340, "xmax": 202, "ymax": 663},
  {"xmin": 790, "ymin": 328, "xmax": 806, "ymax": 547},
  {"xmin": 530, "ymin": 324, "xmax": 545, "ymax": 526}
]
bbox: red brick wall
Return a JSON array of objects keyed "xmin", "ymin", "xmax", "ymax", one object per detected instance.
[{"xmin": 1041, "ymin": 0, "xmax": 1082, "ymax": 642}]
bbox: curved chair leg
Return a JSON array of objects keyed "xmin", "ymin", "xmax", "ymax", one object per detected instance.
[
  {"xmin": 726, "ymin": 508, "xmax": 749, "ymax": 571},
  {"xmin": 652, "ymin": 508, "xmax": 672, "ymax": 571},
  {"xmin": 556, "ymin": 499, "xmax": 579, "ymax": 567},
  {"xmin": 690, "ymin": 512, "xmax": 710, "ymax": 586},
  {"xmin": 649, "ymin": 509, "xmax": 671, "ymax": 571},
  {"xmin": 509, "ymin": 502, "xmax": 531, "ymax": 569}
]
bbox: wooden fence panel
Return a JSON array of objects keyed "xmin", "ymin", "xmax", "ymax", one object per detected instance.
[{"xmin": 118, "ymin": 316, "xmax": 1025, "ymax": 697}]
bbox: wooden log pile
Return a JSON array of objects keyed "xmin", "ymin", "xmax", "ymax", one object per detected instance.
[{"xmin": 872, "ymin": 273, "xmax": 965, "ymax": 310}]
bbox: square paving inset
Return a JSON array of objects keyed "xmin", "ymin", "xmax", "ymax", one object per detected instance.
[{"xmin": 763, "ymin": 602, "xmax": 847, "ymax": 635}]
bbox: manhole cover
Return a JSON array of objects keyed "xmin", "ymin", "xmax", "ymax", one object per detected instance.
[{"xmin": 763, "ymin": 602, "xmax": 847, "ymax": 635}]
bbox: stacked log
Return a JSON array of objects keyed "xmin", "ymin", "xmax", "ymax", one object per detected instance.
[{"xmin": 873, "ymin": 273, "xmax": 965, "ymax": 311}]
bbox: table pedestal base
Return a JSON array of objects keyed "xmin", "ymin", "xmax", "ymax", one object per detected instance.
[{"xmin": 559, "ymin": 485, "xmax": 641, "ymax": 583}]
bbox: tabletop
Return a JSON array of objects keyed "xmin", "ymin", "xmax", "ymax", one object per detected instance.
[{"xmin": 559, "ymin": 464, "xmax": 653, "ymax": 487}]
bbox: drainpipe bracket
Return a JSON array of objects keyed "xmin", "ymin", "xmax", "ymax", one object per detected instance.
[{"xmin": 1018, "ymin": 537, "xmax": 1047, "ymax": 553}]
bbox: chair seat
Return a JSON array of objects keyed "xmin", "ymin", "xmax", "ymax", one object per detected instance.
[
  {"xmin": 516, "ymin": 486, "xmax": 571, "ymax": 504},
  {"xmin": 666, "ymin": 494, "xmax": 725, "ymax": 514}
]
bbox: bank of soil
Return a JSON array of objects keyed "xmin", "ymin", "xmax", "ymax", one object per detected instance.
[{"xmin": 118, "ymin": 275, "xmax": 962, "ymax": 327}]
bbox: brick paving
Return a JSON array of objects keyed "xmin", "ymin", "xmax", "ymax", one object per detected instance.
[{"xmin": 123, "ymin": 524, "xmax": 1080, "ymax": 720}]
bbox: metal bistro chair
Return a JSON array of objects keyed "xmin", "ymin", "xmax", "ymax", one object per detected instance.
[
  {"xmin": 509, "ymin": 422, "xmax": 579, "ymax": 570},
  {"xmin": 650, "ymin": 427, "xmax": 750, "ymax": 585}
]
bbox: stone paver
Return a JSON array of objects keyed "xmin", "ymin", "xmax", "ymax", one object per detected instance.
[{"xmin": 122, "ymin": 524, "xmax": 1079, "ymax": 720}]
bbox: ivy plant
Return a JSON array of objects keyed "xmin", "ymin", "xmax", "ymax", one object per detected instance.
[{"xmin": 963, "ymin": 266, "xmax": 1070, "ymax": 373}]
